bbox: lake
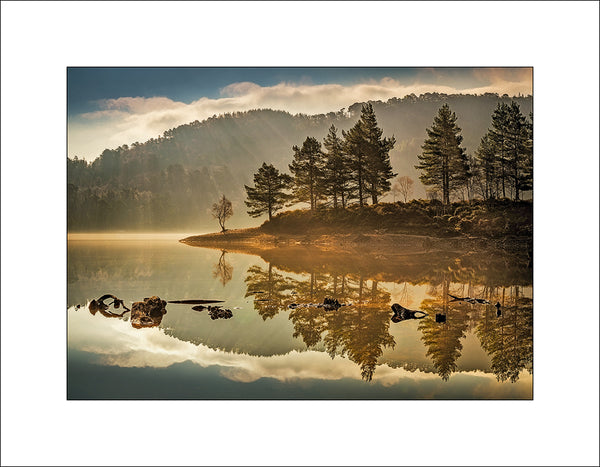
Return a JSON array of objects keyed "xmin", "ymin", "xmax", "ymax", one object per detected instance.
[{"xmin": 67, "ymin": 233, "xmax": 533, "ymax": 399}]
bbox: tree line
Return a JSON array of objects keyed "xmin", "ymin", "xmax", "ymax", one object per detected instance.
[
  {"xmin": 244, "ymin": 103, "xmax": 396, "ymax": 220},
  {"xmin": 67, "ymin": 162, "xmax": 238, "ymax": 230},
  {"xmin": 416, "ymin": 101, "xmax": 533, "ymax": 203},
  {"xmin": 244, "ymin": 101, "xmax": 533, "ymax": 222}
]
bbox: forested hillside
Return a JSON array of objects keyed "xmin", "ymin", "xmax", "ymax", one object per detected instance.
[{"xmin": 67, "ymin": 93, "xmax": 532, "ymax": 231}]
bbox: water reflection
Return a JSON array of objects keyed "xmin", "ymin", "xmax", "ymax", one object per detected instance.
[
  {"xmin": 85, "ymin": 294, "xmax": 168, "ymax": 329},
  {"xmin": 213, "ymin": 250, "xmax": 233, "ymax": 286},
  {"xmin": 245, "ymin": 264, "xmax": 397, "ymax": 381},
  {"xmin": 476, "ymin": 287, "xmax": 533, "ymax": 382},
  {"xmin": 243, "ymin": 255, "xmax": 532, "ymax": 383},
  {"xmin": 418, "ymin": 280, "xmax": 532, "ymax": 382},
  {"xmin": 244, "ymin": 263, "xmax": 295, "ymax": 320},
  {"xmin": 69, "ymin": 237, "xmax": 533, "ymax": 397}
]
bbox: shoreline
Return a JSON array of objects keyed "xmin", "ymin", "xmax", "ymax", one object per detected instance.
[{"xmin": 180, "ymin": 227, "xmax": 532, "ymax": 260}]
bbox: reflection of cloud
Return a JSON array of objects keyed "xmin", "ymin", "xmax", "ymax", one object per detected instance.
[
  {"xmin": 68, "ymin": 307, "xmax": 532, "ymax": 391},
  {"xmin": 68, "ymin": 71, "xmax": 532, "ymax": 160}
]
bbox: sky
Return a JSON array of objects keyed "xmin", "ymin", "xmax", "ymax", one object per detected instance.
[{"xmin": 67, "ymin": 67, "xmax": 533, "ymax": 161}]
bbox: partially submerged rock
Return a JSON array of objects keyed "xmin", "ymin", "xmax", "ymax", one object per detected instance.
[
  {"xmin": 391, "ymin": 303, "xmax": 427, "ymax": 322},
  {"xmin": 88, "ymin": 293, "xmax": 130, "ymax": 317},
  {"xmin": 192, "ymin": 304, "xmax": 233, "ymax": 319},
  {"xmin": 207, "ymin": 305, "xmax": 233, "ymax": 320},
  {"xmin": 131, "ymin": 296, "xmax": 167, "ymax": 328}
]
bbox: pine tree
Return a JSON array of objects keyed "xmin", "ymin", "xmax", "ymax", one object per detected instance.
[
  {"xmin": 415, "ymin": 104, "xmax": 470, "ymax": 204},
  {"xmin": 343, "ymin": 103, "xmax": 396, "ymax": 206},
  {"xmin": 489, "ymin": 103, "xmax": 511, "ymax": 198},
  {"xmin": 244, "ymin": 163, "xmax": 292, "ymax": 220},
  {"xmin": 343, "ymin": 119, "xmax": 369, "ymax": 206},
  {"xmin": 474, "ymin": 133, "xmax": 497, "ymax": 200},
  {"xmin": 481, "ymin": 102, "xmax": 533, "ymax": 201},
  {"xmin": 322, "ymin": 125, "xmax": 352, "ymax": 208},
  {"xmin": 289, "ymin": 136, "xmax": 326, "ymax": 210},
  {"xmin": 360, "ymin": 103, "xmax": 396, "ymax": 204},
  {"xmin": 505, "ymin": 102, "xmax": 533, "ymax": 200}
]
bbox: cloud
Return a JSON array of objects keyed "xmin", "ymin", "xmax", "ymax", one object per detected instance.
[
  {"xmin": 68, "ymin": 306, "xmax": 533, "ymax": 392},
  {"xmin": 68, "ymin": 70, "xmax": 533, "ymax": 160}
]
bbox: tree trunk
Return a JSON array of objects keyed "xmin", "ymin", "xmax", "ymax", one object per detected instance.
[
  {"xmin": 358, "ymin": 166, "xmax": 363, "ymax": 207},
  {"xmin": 514, "ymin": 162, "xmax": 520, "ymax": 201},
  {"xmin": 371, "ymin": 182, "xmax": 378, "ymax": 205}
]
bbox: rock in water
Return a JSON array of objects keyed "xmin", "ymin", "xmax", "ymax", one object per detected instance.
[
  {"xmin": 391, "ymin": 303, "xmax": 426, "ymax": 321},
  {"xmin": 131, "ymin": 296, "xmax": 167, "ymax": 328},
  {"xmin": 323, "ymin": 297, "xmax": 342, "ymax": 310},
  {"xmin": 208, "ymin": 307, "xmax": 233, "ymax": 320}
]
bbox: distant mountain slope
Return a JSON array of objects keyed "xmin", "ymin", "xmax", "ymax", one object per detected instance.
[{"xmin": 67, "ymin": 93, "xmax": 532, "ymax": 231}]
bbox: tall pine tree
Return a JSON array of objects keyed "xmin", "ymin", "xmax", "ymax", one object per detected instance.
[
  {"xmin": 489, "ymin": 103, "xmax": 511, "ymax": 198},
  {"xmin": 343, "ymin": 103, "xmax": 396, "ymax": 206},
  {"xmin": 474, "ymin": 133, "xmax": 497, "ymax": 200},
  {"xmin": 479, "ymin": 102, "xmax": 533, "ymax": 201},
  {"xmin": 343, "ymin": 118, "xmax": 369, "ymax": 207},
  {"xmin": 322, "ymin": 125, "xmax": 353, "ymax": 208},
  {"xmin": 361, "ymin": 103, "xmax": 396, "ymax": 204},
  {"xmin": 289, "ymin": 136, "xmax": 326, "ymax": 210},
  {"xmin": 505, "ymin": 102, "xmax": 532, "ymax": 200},
  {"xmin": 245, "ymin": 163, "xmax": 292, "ymax": 220},
  {"xmin": 416, "ymin": 104, "xmax": 470, "ymax": 204}
]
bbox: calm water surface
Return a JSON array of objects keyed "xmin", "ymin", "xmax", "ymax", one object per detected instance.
[{"xmin": 67, "ymin": 234, "xmax": 533, "ymax": 399}]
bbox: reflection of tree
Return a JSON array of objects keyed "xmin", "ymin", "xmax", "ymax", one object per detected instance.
[
  {"xmin": 244, "ymin": 263, "xmax": 296, "ymax": 320},
  {"xmin": 290, "ymin": 274, "xmax": 395, "ymax": 381},
  {"xmin": 288, "ymin": 271, "xmax": 337, "ymax": 347},
  {"xmin": 245, "ymin": 262, "xmax": 397, "ymax": 381},
  {"xmin": 290, "ymin": 305, "xmax": 327, "ymax": 348},
  {"xmin": 326, "ymin": 279, "xmax": 395, "ymax": 381},
  {"xmin": 398, "ymin": 281, "xmax": 411, "ymax": 305},
  {"xmin": 243, "ymin": 259, "xmax": 533, "ymax": 384},
  {"xmin": 213, "ymin": 250, "xmax": 233, "ymax": 286},
  {"xmin": 418, "ymin": 278, "xmax": 470, "ymax": 381},
  {"xmin": 476, "ymin": 286, "xmax": 533, "ymax": 382}
]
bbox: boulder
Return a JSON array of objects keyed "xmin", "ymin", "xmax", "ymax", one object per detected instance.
[{"xmin": 131, "ymin": 296, "xmax": 167, "ymax": 328}]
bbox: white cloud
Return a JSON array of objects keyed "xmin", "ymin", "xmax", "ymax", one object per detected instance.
[
  {"xmin": 68, "ymin": 72, "xmax": 533, "ymax": 160},
  {"xmin": 68, "ymin": 306, "xmax": 532, "ymax": 391}
]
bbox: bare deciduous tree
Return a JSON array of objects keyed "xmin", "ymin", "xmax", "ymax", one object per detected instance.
[
  {"xmin": 212, "ymin": 194, "xmax": 233, "ymax": 232},
  {"xmin": 394, "ymin": 176, "xmax": 414, "ymax": 202}
]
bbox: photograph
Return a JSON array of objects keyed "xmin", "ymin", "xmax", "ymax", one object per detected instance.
[
  {"xmin": 2, "ymin": 2, "xmax": 599, "ymax": 465},
  {"xmin": 67, "ymin": 66, "xmax": 534, "ymax": 400}
]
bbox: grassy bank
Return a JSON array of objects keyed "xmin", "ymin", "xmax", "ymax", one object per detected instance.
[
  {"xmin": 261, "ymin": 199, "xmax": 532, "ymax": 238},
  {"xmin": 181, "ymin": 199, "xmax": 532, "ymax": 260}
]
